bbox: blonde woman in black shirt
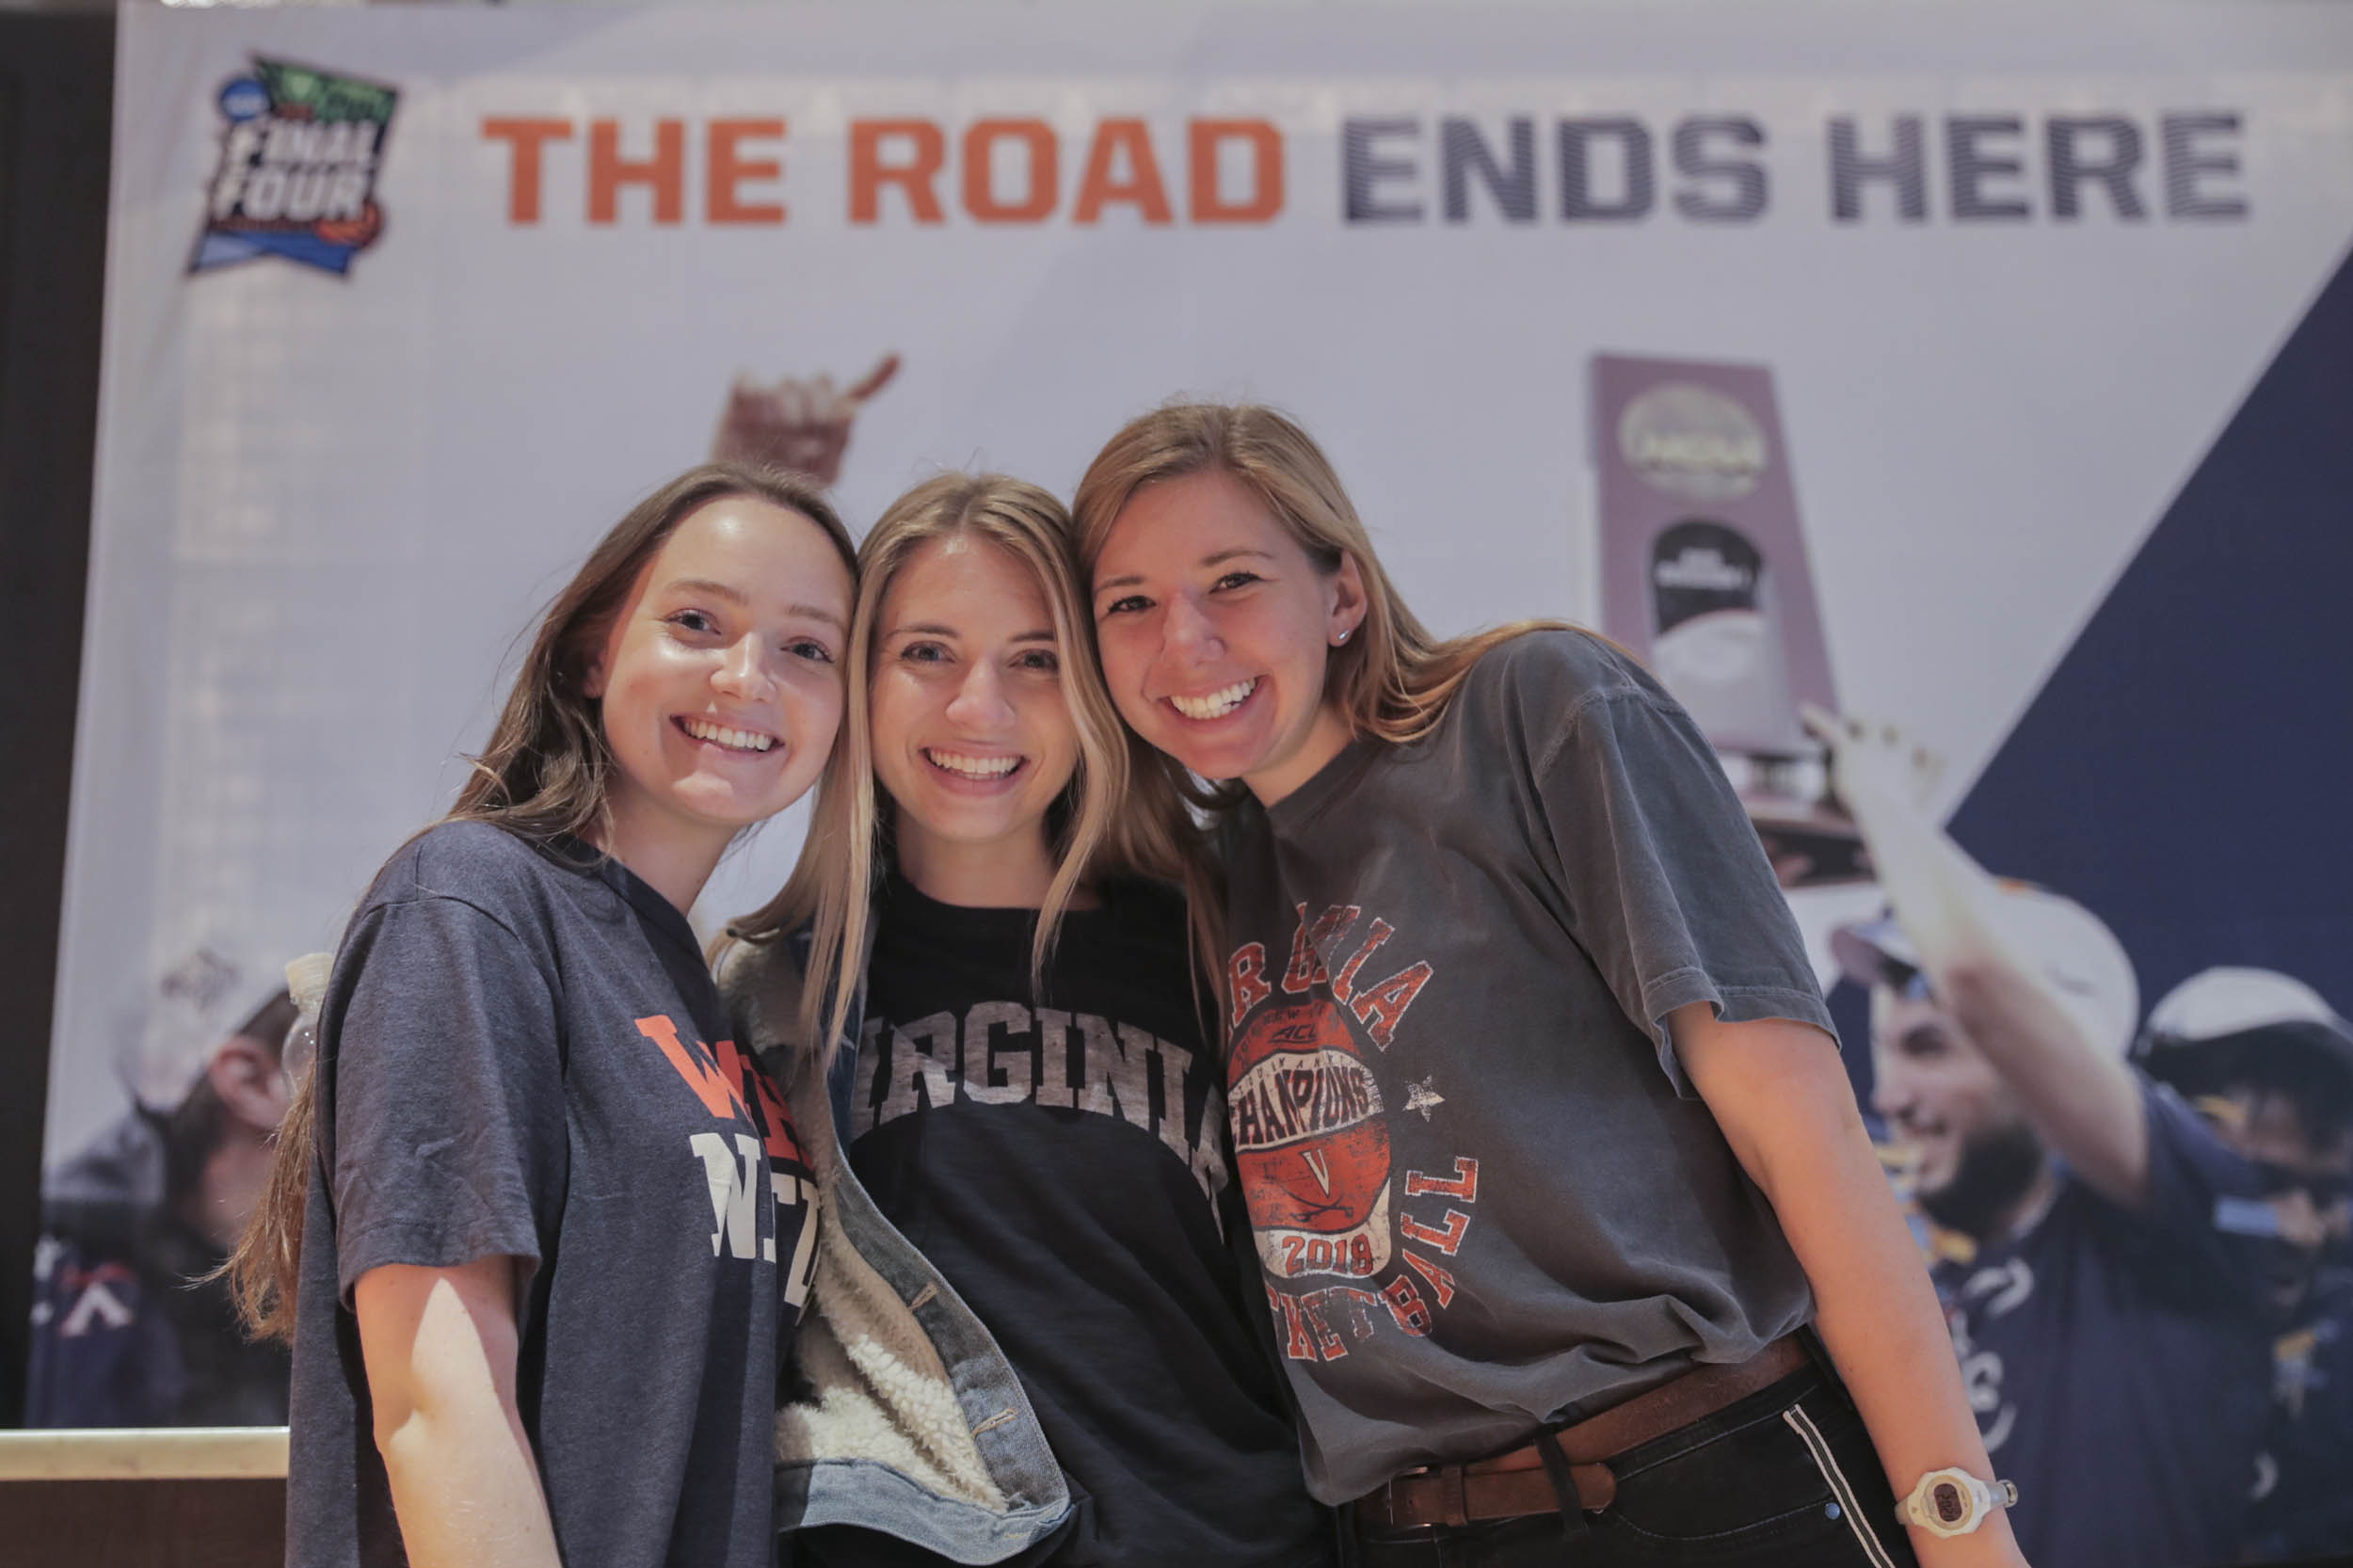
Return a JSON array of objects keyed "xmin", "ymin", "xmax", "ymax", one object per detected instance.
[{"xmin": 726, "ymin": 472, "xmax": 1329, "ymax": 1568}]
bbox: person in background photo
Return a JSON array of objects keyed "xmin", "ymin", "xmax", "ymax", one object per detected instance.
[
  {"xmin": 1814, "ymin": 710, "xmax": 2291, "ymax": 1568},
  {"xmin": 713, "ymin": 354, "xmax": 901, "ymax": 488},
  {"xmin": 2133, "ymin": 968, "xmax": 2353, "ymax": 1561},
  {"xmin": 28, "ymin": 945, "xmax": 297, "ymax": 1428}
]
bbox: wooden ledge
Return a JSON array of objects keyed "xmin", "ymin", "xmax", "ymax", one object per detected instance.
[{"xmin": 0, "ymin": 1429, "xmax": 289, "ymax": 1480}]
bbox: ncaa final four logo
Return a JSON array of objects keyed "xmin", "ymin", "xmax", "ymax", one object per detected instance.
[{"xmin": 190, "ymin": 58, "xmax": 397, "ymax": 278}]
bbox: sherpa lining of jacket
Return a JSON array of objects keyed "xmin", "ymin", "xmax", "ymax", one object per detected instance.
[{"xmin": 718, "ymin": 937, "xmax": 1006, "ymax": 1512}]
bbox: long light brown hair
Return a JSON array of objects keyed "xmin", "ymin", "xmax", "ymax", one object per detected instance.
[
  {"xmin": 1073, "ymin": 402, "xmax": 1578, "ymax": 757},
  {"xmin": 228, "ymin": 462, "xmax": 855, "ymax": 1343},
  {"xmin": 731, "ymin": 472, "xmax": 1221, "ymax": 1071}
]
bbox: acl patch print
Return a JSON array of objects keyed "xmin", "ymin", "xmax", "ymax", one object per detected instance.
[{"xmin": 1228, "ymin": 904, "xmax": 1481, "ymax": 1362}]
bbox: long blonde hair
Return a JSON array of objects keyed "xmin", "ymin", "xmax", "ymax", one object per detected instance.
[
  {"xmin": 1072, "ymin": 402, "xmax": 1574, "ymax": 751},
  {"xmin": 228, "ymin": 463, "xmax": 854, "ymax": 1344},
  {"xmin": 734, "ymin": 472, "xmax": 1221, "ymax": 1069}
]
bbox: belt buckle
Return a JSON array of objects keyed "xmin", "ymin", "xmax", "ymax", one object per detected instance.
[{"xmin": 1376, "ymin": 1465, "xmax": 1436, "ymax": 1532}]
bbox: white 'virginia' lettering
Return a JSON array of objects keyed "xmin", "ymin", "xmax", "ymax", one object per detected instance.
[{"xmin": 855, "ymin": 1001, "xmax": 1226, "ymax": 1205}]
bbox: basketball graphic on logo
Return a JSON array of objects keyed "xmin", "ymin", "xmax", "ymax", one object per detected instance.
[
  {"xmin": 315, "ymin": 200, "xmax": 382, "ymax": 250},
  {"xmin": 1228, "ymin": 1000, "xmax": 1392, "ymax": 1279}
]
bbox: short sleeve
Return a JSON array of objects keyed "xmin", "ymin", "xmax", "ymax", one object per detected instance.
[
  {"xmin": 1533, "ymin": 685, "xmax": 1833, "ymax": 1093},
  {"xmin": 2132, "ymin": 1080, "xmax": 2279, "ymax": 1310},
  {"xmin": 326, "ymin": 895, "xmax": 566, "ymax": 1300}
]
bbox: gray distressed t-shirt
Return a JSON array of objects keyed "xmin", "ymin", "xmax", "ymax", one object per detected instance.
[
  {"xmin": 1222, "ymin": 630, "xmax": 1826, "ymax": 1502},
  {"xmin": 286, "ymin": 822, "xmax": 816, "ymax": 1567}
]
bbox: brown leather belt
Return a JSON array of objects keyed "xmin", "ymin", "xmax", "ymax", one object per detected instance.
[{"xmin": 1353, "ymin": 1335, "xmax": 1811, "ymax": 1530}]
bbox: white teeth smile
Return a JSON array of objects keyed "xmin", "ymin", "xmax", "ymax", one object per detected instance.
[
  {"xmin": 1169, "ymin": 680, "xmax": 1257, "ymax": 721},
  {"xmin": 926, "ymin": 749, "xmax": 1021, "ymax": 779},
  {"xmin": 682, "ymin": 717, "xmax": 775, "ymax": 752}
]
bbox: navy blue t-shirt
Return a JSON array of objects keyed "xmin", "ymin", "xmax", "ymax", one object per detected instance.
[
  {"xmin": 2244, "ymin": 1272, "xmax": 2353, "ymax": 1560},
  {"xmin": 1934, "ymin": 1083, "xmax": 2274, "ymax": 1568},
  {"xmin": 286, "ymin": 822, "xmax": 815, "ymax": 1568},
  {"xmin": 28, "ymin": 1113, "xmax": 291, "ymax": 1428}
]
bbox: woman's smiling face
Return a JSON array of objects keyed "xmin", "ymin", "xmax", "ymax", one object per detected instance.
[
  {"xmin": 868, "ymin": 532, "xmax": 1079, "ymax": 870},
  {"xmin": 588, "ymin": 494, "xmax": 853, "ymax": 879},
  {"xmin": 1090, "ymin": 468, "xmax": 1362, "ymax": 805}
]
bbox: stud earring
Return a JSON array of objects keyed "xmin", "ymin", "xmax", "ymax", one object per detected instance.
[{"xmin": 1336, "ymin": 628, "xmax": 1351, "ymax": 645}]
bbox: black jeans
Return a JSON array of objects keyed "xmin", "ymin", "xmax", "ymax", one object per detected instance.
[{"xmin": 1343, "ymin": 1362, "xmax": 1919, "ymax": 1568}]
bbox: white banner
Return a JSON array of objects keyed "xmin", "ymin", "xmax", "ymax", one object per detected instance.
[{"xmin": 36, "ymin": 13, "xmax": 2353, "ymax": 1555}]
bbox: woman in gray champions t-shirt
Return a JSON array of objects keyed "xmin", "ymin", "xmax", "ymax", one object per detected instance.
[
  {"xmin": 221, "ymin": 464, "xmax": 856, "ymax": 1568},
  {"xmin": 1075, "ymin": 406, "xmax": 2026, "ymax": 1568}
]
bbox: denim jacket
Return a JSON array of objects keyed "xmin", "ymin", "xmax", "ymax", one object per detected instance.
[{"xmin": 715, "ymin": 930, "xmax": 1074, "ymax": 1564}]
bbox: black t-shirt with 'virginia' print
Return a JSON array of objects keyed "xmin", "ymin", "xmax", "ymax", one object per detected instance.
[{"xmin": 836, "ymin": 872, "xmax": 1328, "ymax": 1568}]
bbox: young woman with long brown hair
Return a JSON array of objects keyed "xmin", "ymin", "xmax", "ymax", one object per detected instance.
[
  {"xmin": 228, "ymin": 462, "xmax": 856, "ymax": 1568},
  {"xmin": 1073, "ymin": 404, "xmax": 2027, "ymax": 1568},
  {"xmin": 718, "ymin": 472, "xmax": 1329, "ymax": 1568}
]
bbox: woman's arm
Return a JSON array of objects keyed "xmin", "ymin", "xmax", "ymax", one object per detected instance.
[
  {"xmin": 354, "ymin": 1258, "xmax": 563, "ymax": 1568},
  {"xmin": 1672, "ymin": 1003, "xmax": 2028, "ymax": 1568}
]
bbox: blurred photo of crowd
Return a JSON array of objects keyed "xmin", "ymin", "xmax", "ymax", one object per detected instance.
[
  {"xmin": 1815, "ymin": 712, "xmax": 2352, "ymax": 1567},
  {"xmin": 27, "ymin": 945, "xmax": 298, "ymax": 1428}
]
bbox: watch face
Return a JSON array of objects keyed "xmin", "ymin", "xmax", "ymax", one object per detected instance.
[{"xmin": 1932, "ymin": 1481, "xmax": 1968, "ymax": 1526}]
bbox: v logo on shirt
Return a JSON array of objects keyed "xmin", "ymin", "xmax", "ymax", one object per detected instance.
[
  {"xmin": 636, "ymin": 1015, "xmax": 817, "ymax": 1302},
  {"xmin": 635, "ymin": 1014, "xmax": 806, "ymax": 1165}
]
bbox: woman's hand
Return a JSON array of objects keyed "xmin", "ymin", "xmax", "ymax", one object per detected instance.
[{"xmin": 355, "ymin": 1257, "xmax": 563, "ymax": 1568}]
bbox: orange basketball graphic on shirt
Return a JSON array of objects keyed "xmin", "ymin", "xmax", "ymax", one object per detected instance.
[{"xmin": 1228, "ymin": 1000, "xmax": 1392, "ymax": 1279}]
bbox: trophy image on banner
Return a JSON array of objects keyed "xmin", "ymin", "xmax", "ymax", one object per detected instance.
[{"xmin": 1592, "ymin": 355, "xmax": 1863, "ymax": 887}]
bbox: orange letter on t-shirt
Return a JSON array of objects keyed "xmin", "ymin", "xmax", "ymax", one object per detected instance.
[
  {"xmin": 709, "ymin": 119, "xmax": 787, "ymax": 225},
  {"xmin": 1352, "ymin": 960, "xmax": 1433, "ymax": 1048},
  {"xmin": 482, "ymin": 117, "xmax": 574, "ymax": 224},
  {"xmin": 709, "ymin": 1039, "xmax": 808, "ymax": 1164},
  {"xmin": 1230, "ymin": 942, "xmax": 1273, "ymax": 1030},
  {"xmin": 1190, "ymin": 118, "xmax": 1284, "ymax": 223},
  {"xmin": 636, "ymin": 1016, "xmax": 750, "ymax": 1120},
  {"xmin": 589, "ymin": 118, "xmax": 684, "ymax": 225},
  {"xmin": 850, "ymin": 120, "xmax": 947, "ymax": 223}
]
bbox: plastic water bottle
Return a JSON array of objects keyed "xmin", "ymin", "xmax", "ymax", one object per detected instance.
[{"xmin": 281, "ymin": 952, "xmax": 333, "ymax": 1081}]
